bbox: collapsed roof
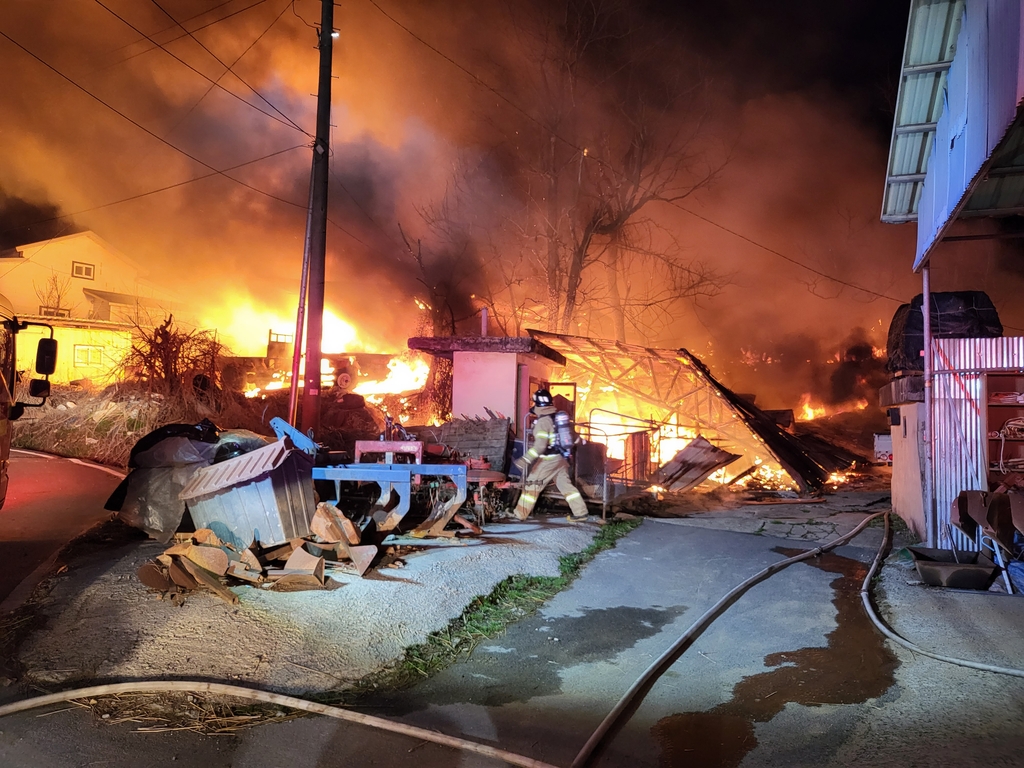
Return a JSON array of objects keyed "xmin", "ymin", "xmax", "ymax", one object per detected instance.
[{"xmin": 529, "ymin": 331, "xmax": 848, "ymax": 493}]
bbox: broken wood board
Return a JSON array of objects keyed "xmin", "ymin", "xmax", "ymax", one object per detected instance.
[
  {"xmin": 651, "ymin": 436, "xmax": 741, "ymax": 493},
  {"xmin": 177, "ymin": 557, "xmax": 239, "ymax": 605},
  {"xmin": 310, "ymin": 503, "xmax": 360, "ymax": 545}
]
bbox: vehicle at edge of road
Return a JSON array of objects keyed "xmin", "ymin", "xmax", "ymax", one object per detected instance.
[{"xmin": 1, "ymin": 292, "xmax": 58, "ymax": 509}]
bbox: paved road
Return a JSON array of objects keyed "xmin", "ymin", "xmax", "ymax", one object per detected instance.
[
  {"xmin": 0, "ymin": 450, "xmax": 123, "ymax": 611},
  {"xmin": 2, "ymin": 517, "xmax": 1024, "ymax": 767}
]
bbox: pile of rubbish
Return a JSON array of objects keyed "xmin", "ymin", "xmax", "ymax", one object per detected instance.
[{"xmin": 135, "ymin": 502, "xmax": 406, "ymax": 603}]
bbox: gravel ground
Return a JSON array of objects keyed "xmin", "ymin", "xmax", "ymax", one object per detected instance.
[{"xmin": 16, "ymin": 519, "xmax": 597, "ymax": 694}]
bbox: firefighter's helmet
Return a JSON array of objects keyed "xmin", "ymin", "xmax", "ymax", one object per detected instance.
[{"xmin": 533, "ymin": 388, "xmax": 554, "ymax": 409}]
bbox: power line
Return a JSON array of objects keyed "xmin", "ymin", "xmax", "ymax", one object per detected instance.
[
  {"xmin": 147, "ymin": 0, "xmax": 305, "ymax": 135},
  {"xmin": 0, "ymin": 28, "xmax": 306, "ymax": 212},
  {"xmin": 364, "ymin": 0, "xmax": 911, "ymax": 307},
  {"xmin": 0, "ymin": 144, "xmax": 308, "ymax": 236},
  {"xmin": 92, "ymin": 0, "xmax": 308, "ymax": 136},
  {"xmin": 105, "ymin": 0, "xmax": 269, "ymax": 66}
]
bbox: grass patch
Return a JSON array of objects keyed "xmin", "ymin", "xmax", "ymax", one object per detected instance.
[{"xmin": 337, "ymin": 517, "xmax": 642, "ymax": 701}]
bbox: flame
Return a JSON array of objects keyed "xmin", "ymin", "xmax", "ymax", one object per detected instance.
[
  {"xmin": 733, "ymin": 460, "xmax": 796, "ymax": 490},
  {"xmin": 200, "ymin": 292, "xmax": 383, "ymax": 356},
  {"xmin": 354, "ymin": 356, "xmax": 430, "ymax": 395},
  {"xmin": 797, "ymin": 393, "xmax": 827, "ymax": 421}
]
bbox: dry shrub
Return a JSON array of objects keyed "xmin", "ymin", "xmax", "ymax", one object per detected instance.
[{"xmin": 12, "ymin": 383, "xmax": 273, "ymax": 469}]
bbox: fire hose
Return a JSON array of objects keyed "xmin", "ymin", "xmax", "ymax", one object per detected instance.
[{"xmin": 4, "ymin": 510, "xmax": 1024, "ymax": 768}]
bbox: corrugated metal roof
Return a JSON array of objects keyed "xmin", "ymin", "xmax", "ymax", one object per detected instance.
[
  {"xmin": 180, "ymin": 439, "xmax": 311, "ymax": 500},
  {"xmin": 881, "ymin": 0, "xmax": 964, "ymax": 223},
  {"xmin": 961, "ymin": 108, "xmax": 1024, "ymax": 216}
]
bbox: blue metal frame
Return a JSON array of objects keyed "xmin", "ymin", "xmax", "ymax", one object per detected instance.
[{"xmin": 313, "ymin": 463, "xmax": 467, "ymax": 532}]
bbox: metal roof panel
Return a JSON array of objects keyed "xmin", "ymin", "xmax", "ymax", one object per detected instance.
[{"xmin": 882, "ymin": 0, "xmax": 965, "ymax": 223}]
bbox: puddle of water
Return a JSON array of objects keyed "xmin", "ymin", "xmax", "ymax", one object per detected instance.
[
  {"xmin": 366, "ymin": 605, "xmax": 686, "ymax": 713},
  {"xmin": 653, "ymin": 549, "xmax": 899, "ymax": 767}
]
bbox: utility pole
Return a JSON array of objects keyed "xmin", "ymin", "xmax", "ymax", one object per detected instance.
[{"xmin": 298, "ymin": 0, "xmax": 335, "ymax": 435}]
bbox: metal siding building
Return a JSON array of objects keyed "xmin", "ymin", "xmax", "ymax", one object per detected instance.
[
  {"xmin": 932, "ymin": 338, "xmax": 1024, "ymax": 549},
  {"xmin": 915, "ymin": 0, "xmax": 1024, "ymax": 266}
]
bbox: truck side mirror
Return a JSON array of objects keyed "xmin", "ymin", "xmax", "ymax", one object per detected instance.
[
  {"xmin": 28, "ymin": 379, "xmax": 50, "ymax": 399},
  {"xmin": 35, "ymin": 338, "xmax": 57, "ymax": 376}
]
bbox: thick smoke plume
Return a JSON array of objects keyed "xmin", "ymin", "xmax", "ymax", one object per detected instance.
[{"xmin": 1, "ymin": 0, "xmax": 1023, "ymax": 406}]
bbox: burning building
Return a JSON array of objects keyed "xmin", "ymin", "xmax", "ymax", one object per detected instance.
[{"xmin": 410, "ymin": 330, "xmax": 861, "ymax": 496}]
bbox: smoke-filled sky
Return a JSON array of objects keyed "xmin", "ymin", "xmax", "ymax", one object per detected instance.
[{"xmin": 2, "ymin": 0, "xmax": 1022, "ymax": 407}]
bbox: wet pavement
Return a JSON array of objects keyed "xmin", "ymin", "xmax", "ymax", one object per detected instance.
[{"xmin": 3, "ymin": 507, "xmax": 1024, "ymax": 767}]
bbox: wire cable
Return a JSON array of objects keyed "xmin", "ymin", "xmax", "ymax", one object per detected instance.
[
  {"xmin": 107, "ymin": 0, "xmax": 265, "ymax": 59},
  {"xmin": 0, "ymin": 28, "xmax": 310, "ymax": 213},
  {"xmin": 570, "ymin": 512, "xmax": 885, "ymax": 768},
  {"xmin": 860, "ymin": 512, "xmax": 1024, "ymax": 679},
  {"xmin": 91, "ymin": 0, "xmax": 307, "ymax": 136},
  {"xmin": 147, "ymin": 0, "xmax": 305, "ymax": 135}
]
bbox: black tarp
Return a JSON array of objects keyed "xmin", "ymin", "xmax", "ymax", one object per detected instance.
[{"xmin": 887, "ymin": 292, "xmax": 1002, "ymax": 373}]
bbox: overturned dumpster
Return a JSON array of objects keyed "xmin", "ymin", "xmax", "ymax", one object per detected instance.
[{"xmin": 178, "ymin": 438, "xmax": 316, "ymax": 550}]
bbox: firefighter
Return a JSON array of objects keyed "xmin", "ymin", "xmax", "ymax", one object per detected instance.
[{"xmin": 515, "ymin": 388, "xmax": 589, "ymax": 521}]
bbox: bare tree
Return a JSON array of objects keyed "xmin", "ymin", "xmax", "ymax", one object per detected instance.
[
  {"xmin": 121, "ymin": 315, "xmax": 224, "ymax": 396},
  {"xmin": 493, "ymin": 0, "xmax": 729, "ymax": 340},
  {"xmin": 34, "ymin": 272, "xmax": 75, "ymax": 316}
]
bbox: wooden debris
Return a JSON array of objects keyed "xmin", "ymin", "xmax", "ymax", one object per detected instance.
[
  {"xmin": 310, "ymin": 503, "xmax": 360, "ymax": 545},
  {"xmin": 137, "ymin": 562, "xmax": 173, "ymax": 593},
  {"xmin": 177, "ymin": 557, "xmax": 239, "ymax": 605}
]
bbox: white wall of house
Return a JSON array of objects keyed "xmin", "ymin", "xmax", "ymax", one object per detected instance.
[
  {"xmin": 453, "ymin": 352, "xmax": 518, "ymax": 421},
  {"xmin": 452, "ymin": 351, "xmax": 559, "ymax": 437},
  {"xmin": 15, "ymin": 323, "xmax": 132, "ymax": 385},
  {"xmin": 0, "ymin": 231, "xmax": 163, "ymax": 321}
]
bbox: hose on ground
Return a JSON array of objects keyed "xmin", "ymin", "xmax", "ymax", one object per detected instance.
[
  {"xmin": 569, "ymin": 511, "xmax": 886, "ymax": 768},
  {"xmin": 859, "ymin": 510, "xmax": 1024, "ymax": 679},
  {"xmin": 0, "ymin": 680, "xmax": 559, "ymax": 768}
]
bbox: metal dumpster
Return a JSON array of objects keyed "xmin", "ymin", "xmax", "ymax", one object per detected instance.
[{"xmin": 179, "ymin": 438, "xmax": 316, "ymax": 549}]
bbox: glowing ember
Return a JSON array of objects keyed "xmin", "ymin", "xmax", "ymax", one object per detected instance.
[
  {"xmin": 828, "ymin": 471, "xmax": 849, "ymax": 486},
  {"xmin": 733, "ymin": 460, "xmax": 796, "ymax": 490},
  {"xmin": 354, "ymin": 356, "xmax": 430, "ymax": 396}
]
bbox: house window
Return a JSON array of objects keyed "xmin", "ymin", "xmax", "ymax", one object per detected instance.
[
  {"xmin": 38, "ymin": 306, "xmax": 71, "ymax": 318},
  {"xmin": 73, "ymin": 345, "xmax": 104, "ymax": 367},
  {"xmin": 72, "ymin": 261, "xmax": 95, "ymax": 280}
]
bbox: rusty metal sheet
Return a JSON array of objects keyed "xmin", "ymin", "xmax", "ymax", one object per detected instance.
[
  {"xmin": 650, "ymin": 435, "xmax": 741, "ymax": 492},
  {"xmin": 908, "ymin": 546, "xmax": 999, "ymax": 590}
]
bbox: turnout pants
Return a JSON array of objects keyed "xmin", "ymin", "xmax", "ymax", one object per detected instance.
[{"xmin": 515, "ymin": 454, "xmax": 589, "ymax": 519}]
